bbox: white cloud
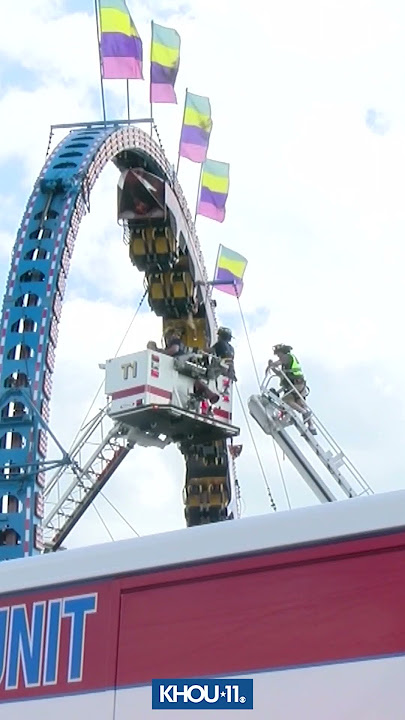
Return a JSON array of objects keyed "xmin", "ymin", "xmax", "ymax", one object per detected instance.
[{"xmin": 1, "ymin": 0, "xmax": 405, "ymax": 551}]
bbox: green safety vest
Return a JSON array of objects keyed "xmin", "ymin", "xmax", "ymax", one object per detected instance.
[
  {"xmin": 284, "ymin": 354, "xmax": 303, "ymax": 378},
  {"xmin": 290, "ymin": 354, "xmax": 302, "ymax": 375}
]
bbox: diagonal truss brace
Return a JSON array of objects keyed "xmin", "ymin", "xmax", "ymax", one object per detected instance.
[
  {"xmin": 0, "ymin": 388, "xmax": 72, "ymax": 478},
  {"xmin": 43, "ymin": 405, "xmax": 170, "ymax": 551}
]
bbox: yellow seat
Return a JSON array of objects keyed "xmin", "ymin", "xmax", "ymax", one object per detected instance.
[
  {"xmin": 129, "ymin": 227, "xmax": 177, "ymax": 273},
  {"xmin": 148, "ymin": 274, "xmax": 166, "ymax": 300},
  {"xmin": 184, "ymin": 477, "xmax": 229, "ymax": 509},
  {"xmin": 154, "ymin": 228, "xmax": 176, "ymax": 256},
  {"xmin": 170, "ymin": 272, "xmax": 193, "ymax": 299},
  {"xmin": 146, "ymin": 273, "xmax": 168, "ymax": 316},
  {"xmin": 129, "ymin": 233, "xmax": 149, "ymax": 271},
  {"xmin": 130, "ymin": 235, "xmax": 148, "ymax": 257}
]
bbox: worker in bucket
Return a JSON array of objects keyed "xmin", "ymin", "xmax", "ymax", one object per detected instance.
[
  {"xmin": 148, "ymin": 328, "xmax": 219, "ymax": 405},
  {"xmin": 162, "ymin": 327, "xmax": 187, "ymax": 357},
  {"xmin": 266, "ymin": 344, "xmax": 317, "ymax": 435},
  {"xmin": 147, "ymin": 327, "xmax": 186, "ymax": 357},
  {"xmin": 209, "ymin": 327, "xmax": 237, "ymax": 381}
]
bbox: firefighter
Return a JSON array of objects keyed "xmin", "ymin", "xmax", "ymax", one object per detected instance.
[
  {"xmin": 209, "ymin": 327, "xmax": 237, "ymax": 381},
  {"xmin": 266, "ymin": 344, "xmax": 316, "ymax": 435}
]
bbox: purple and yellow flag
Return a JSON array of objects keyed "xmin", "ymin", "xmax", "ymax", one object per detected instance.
[
  {"xmin": 150, "ymin": 22, "xmax": 180, "ymax": 103},
  {"xmin": 99, "ymin": 0, "xmax": 143, "ymax": 79},
  {"xmin": 197, "ymin": 159, "xmax": 230, "ymax": 223},
  {"xmin": 213, "ymin": 244, "xmax": 247, "ymax": 297},
  {"xmin": 179, "ymin": 91, "xmax": 212, "ymax": 163}
]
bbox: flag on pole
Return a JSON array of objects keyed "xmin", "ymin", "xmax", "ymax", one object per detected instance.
[
  {"xmin": 150, "ymin": 22, "xmax": 180, "ymax": 103},
  {"xmin": 179, "ymin": 91, "xmax": 212, "ymax": 163},
  {"xmin": 213, "ymin": 244, "xmax": 247, "ymax": 297},
  {"xmin": 99, "ymin": 0, "xmax": 143, "ymax": 79},
  {"xmin": 197, "ymin": 159, "xmax": 230, "ymax": 222}
]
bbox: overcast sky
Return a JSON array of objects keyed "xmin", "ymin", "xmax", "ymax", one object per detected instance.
[{"xmin": 0, "ymin": 0, "xmax": 404, "ymax": 549}]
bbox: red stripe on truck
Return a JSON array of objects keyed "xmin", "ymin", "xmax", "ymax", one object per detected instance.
[{"xmin": 111, "ymin": 384, "xmax": 172, "ymax": 400}]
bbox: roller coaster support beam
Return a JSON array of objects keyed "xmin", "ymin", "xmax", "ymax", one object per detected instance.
[
  {"xmin": 0, "ymin": 388, "xmax": 70, "ymax": 465},
  {"xmin": 0, "ymin": 389, "xmax": 73, "ymax": 560}
]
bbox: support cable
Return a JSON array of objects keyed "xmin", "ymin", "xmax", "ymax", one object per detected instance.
[
  {"xmin": 235, "ymin": 384, "xmax": 277, "ymax": 512},
  {"xmin": 236, "ymin": 295, "xmax": 260, "ymax": 386},
  {"xmin": 68, "ymin": 288, "xmax": 147, "ymax": 449},
  {"xmin": 92, "ymin": 501, "xmax": 115, "ymax": 542},
  {"xmin": 235, "ymin": 294, "xmax": 292, "ymax": 511},
  {"xmin": 100, "ymin": 491, "xmax": 140, "ymax": 537}
]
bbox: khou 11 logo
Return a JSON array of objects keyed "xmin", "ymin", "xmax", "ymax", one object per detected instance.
[{"xmin": 152, "ymin": 678, "xmax": 253, "ymax": 710}]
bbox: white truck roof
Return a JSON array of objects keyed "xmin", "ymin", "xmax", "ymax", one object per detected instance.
[{"xmin": 1, "ymin": 488, "xmax": 404, "ymax": 595}]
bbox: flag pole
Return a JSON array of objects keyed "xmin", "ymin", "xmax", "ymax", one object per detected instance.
[
  {"xmin": 194, "ymin": 162, "xmax": 203, "ymax": 224},
  {"xmin": 212, "ymin": 243, "xmax": 222, "ymax": 285},
  {"xmin": 149, "ymin": 20, "xmax": 153, "ymax": 137},
  {"xmin": 94, "ymin": 0, "xmax": 107, "ymax": 124},
  {"xmin": 126, "ymin": 80, "xmax": 131, "ymax": 124},
  {"xmin": 176, "ymin": 86, "xmax": 188, "ymax": 175}
]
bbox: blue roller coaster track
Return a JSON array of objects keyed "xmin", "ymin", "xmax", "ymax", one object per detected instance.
[{"xmin": 0, "ymin": 120, "xmax": 236, "ymax": 562}]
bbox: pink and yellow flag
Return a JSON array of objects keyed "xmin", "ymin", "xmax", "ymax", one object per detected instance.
[
  {"xmin": 179, "ymin": 91, "xmax": 212, "ymax": 163},
  {"xmin": 213, "ymin": 244, "xmax": 248, "ymax": 297},
  {"xmin": 197, "ymin": 159, "xmax": 230, "ymax": 223},
  {"xmin": 99, "ymin": 0, "xmax": 143, "ymax": 79}
]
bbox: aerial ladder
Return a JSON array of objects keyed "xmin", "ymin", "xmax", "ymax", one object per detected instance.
[{"xmin": 248, "ymin": 370, "xmax": 374, "ymax": 504}]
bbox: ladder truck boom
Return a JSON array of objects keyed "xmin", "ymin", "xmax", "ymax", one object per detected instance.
[
  {"xmin": 43, "ymin": 348, "xmax": 239, "ymax": 550},
  {"xmin": 43, "ymin": 421, "xmax": 133, "ymax": 551},
  {"xmin": 249, "ymin": 394, "xmax": 337, "ymax": 503},
  {"xmin": 43, "ymin": 403, "xmax": 172, "ymax": 551},
  {"xmin": 248, "ymin": 372, "xmax": 373, "ymax": 504}
]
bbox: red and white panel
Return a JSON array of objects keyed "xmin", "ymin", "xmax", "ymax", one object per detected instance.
[{"xmin": 1, "ymin": 529, "xmax": 405, "ymax": 718}]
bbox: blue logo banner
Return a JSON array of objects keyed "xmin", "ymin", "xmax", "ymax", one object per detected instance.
[{"xmin": 152, "ymin": 678, "xmax": 253, "ymax": 709}]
